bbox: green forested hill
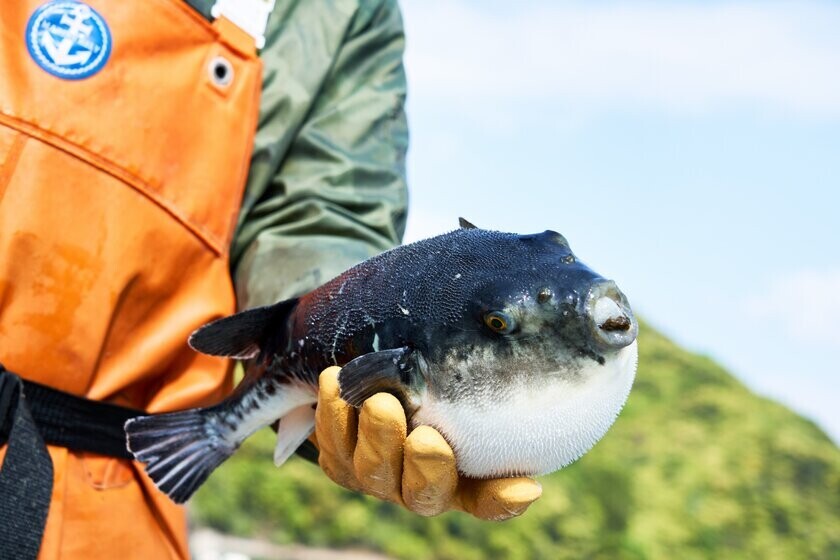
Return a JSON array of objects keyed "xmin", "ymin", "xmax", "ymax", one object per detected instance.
[{"xmin": 192, "ymin": 324, "xmax": 840, "ymax": 559}]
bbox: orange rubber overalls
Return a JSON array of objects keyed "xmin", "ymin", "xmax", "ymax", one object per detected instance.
[{"xmin": 0, "ymin": 1, "xmax": 262, "ymax": 557}]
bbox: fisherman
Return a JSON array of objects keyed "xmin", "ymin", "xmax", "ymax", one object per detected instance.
[{"xmin": 0, "ymin": 1, "xmax": 541, "ymax": 558}]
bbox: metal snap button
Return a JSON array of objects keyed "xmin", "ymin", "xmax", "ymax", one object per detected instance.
[{"xmin": 208, "ymin": 56, "xmax": 234, "ymax": 88}]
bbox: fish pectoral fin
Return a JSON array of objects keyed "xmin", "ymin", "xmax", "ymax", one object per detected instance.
[
  {"xmin": 188, "ymin": 298, "xmax": 298, "ymax": 361},
  {"xmin": 338, "ymin": 347, "xmax": 417, "ymax": 408},
  {"xmin": 458, "ymin": 217, "xmax": 478, "ymax": 229},
  {"xmin": 274, "ymin": 404, "xmax": 317, "ymax": 467}
]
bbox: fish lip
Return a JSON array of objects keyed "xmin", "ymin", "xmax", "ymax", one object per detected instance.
[{"xmin": 586, "ymin": 280, "xmax": 638, "ymax": 351}]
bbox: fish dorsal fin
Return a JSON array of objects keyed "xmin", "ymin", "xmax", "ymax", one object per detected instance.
[
  {"xmin": 188, "ymin": 298, "xmax": 297, "ymax": 361},
  {"xmin": 458, "ymin": 217, "xmax": 478, "ymax": 229}
]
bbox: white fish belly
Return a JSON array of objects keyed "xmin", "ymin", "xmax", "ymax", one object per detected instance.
[{"xmin": 413, "ymin": 341, "xmax": 638, "ymax": 477}]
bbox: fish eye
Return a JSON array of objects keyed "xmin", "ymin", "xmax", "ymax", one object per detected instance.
[{"xmin": 484, "ymin": 311, "xmax": 515, "ymax": 334}]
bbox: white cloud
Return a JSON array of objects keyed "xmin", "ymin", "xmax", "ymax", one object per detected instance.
[
  {"xmin": 744, "ymin": 269, "xmax": 840, "ymax": 346},
  {"xmin": 401, "ymin": 0, "xmax": 840, "ymax": 117}
]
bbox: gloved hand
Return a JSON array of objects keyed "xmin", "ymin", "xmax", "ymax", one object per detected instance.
[{"xmin": 313, "ymin": 367, "xmax": 542, "ymax": 520}]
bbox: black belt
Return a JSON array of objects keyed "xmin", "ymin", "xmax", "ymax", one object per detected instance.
[{"xmin": 0, "ymin": 364, "xmax": 142, "ymax": 559}]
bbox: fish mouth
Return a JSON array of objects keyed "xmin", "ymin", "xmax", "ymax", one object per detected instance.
[{"xmin": 586, "ymin": 280, "xmax": 638, "ymax": 351}]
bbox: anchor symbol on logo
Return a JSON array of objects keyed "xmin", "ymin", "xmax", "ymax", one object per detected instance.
[
  {"xmin": 40, "ymin": 5, "xmax": 97, "ymax": 66},
  {"xmin": 26, "ymin": 0, "xmax": 112, "ymax": 79}
]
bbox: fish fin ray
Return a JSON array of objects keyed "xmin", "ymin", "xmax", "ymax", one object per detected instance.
[
  {"xmin": 125, "ymin": 409, "xmax": 235, "ymax": 503},
  {"xmin": 188, "ymin": 298, "xmax": 298, "ymax": 360},
  {"xmin": 338, "ymin": 347, "xmax": 416, "ymax": 408}
]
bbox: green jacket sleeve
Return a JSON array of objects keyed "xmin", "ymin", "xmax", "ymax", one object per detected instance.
[{"xmin": 232, "ymin": 0, "xmax": 409, "ymax": 309}]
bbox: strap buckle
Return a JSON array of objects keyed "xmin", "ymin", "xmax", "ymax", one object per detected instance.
[{"xmin": 211, "ymin": 0, "xmax": 275, "ymax": 49}]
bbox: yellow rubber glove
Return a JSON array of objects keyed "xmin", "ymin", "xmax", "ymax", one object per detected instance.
[{"xmin": 313, "ymin": 367, "xmax": 542, "ymax": 520}]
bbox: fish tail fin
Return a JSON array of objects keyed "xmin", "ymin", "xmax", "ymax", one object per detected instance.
[{"xmin": 125, "ymin": 407, "xmax": 236, "ymax": 503}]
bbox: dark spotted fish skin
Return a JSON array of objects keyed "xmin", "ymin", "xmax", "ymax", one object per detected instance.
[{"xmin": 275, "ymin": 228, "xmax": 586, "ymax": 389}]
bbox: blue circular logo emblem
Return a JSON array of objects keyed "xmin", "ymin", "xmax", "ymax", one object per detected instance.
[{"xmin": 26, "ymin": 1, "xmax": 112, "ymax": 80}]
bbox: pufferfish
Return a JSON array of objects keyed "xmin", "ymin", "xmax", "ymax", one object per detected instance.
[{"xmin": 125, "ymin": 219, "xmax": 639, "ymax": 503}]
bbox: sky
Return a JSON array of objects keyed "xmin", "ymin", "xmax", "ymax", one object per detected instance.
[{"xmin": 398, "ymin": 0, "xmax": 840, "ymax": 442}]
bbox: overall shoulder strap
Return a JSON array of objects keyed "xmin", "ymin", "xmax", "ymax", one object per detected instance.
[{"xmin": 184, "ymin": 0, "xmax": 276, "ymax": 49}]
